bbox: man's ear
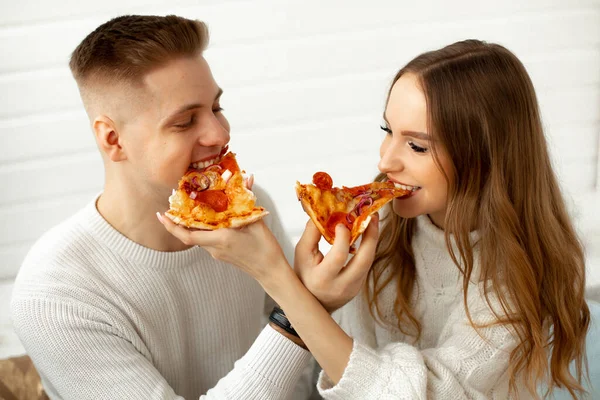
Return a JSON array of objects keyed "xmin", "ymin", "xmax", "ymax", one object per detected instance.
[{"xmin": 93, "ymin": 116, "xmax": 126, "ymax": 162}]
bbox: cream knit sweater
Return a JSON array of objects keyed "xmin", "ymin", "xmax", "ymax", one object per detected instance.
[
  {"xmin": 318, "ymin": 215, "xmax": 526, "ymax": 399},
  {"xmin": 10, "ymin": 196, "xmax": 313, "ymax": 400}
]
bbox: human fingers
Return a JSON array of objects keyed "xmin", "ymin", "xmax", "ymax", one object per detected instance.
[
  {"xmin": 243, "ymin": 173, "xmax": 254, "ymax": 190},
  {"xmin": 341, "ymin": 214, "xmax": 380, "ymax": 284},
  {"xmin": 295, "ymin": 220, "xmax": 323, "ymax": 258},
  {"xmin": 156, "ymin": 212, "xmax": 220, "ymax": 246},
  {"xmin": 320, "ymin": 224, "xmax": 351, "ymax": 276}
]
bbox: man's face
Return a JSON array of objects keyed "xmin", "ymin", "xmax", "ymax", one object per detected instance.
[{"xmin": 118, "ymin": 55, "xmax": 230, "ymax": 199}]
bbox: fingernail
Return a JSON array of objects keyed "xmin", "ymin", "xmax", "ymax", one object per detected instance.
[{"xmin": 156, "ymin": 212, "xmax": 164, "ymax": 223}]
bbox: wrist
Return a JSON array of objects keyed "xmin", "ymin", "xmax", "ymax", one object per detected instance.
[
  {"xmin": 268, "ymin": 321, "xmax": 307, "ymax": 350},
  {"xmin": 258, "ymin": 261, "xmax": 300, "ymax": 299}
]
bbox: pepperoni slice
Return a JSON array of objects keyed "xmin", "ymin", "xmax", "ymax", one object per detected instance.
[
  {"xmin": 313, "ymin": 172, "xmax": 333, "ymax": 190},
  {"xmin": 194, "ymin": 190, "xmax": 229, "ymax": 212}
]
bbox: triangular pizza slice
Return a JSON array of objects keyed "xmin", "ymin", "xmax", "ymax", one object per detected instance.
[
  {"xmin": 296, "ymin": 172, "xmax": 412, "ymax": 252},
  {"xmin": 166, "ymin": 146, "xmax": 268, "ymax": 229}
]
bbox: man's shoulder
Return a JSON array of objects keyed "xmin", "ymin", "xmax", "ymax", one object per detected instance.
[{"xmin": 15, "ymin": 206, "xmax": 100, "ymax": 288}]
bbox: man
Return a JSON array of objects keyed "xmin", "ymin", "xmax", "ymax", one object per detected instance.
[{"xmin": 11, "ymin": 15, "xmax": 313, "ymax": 399}]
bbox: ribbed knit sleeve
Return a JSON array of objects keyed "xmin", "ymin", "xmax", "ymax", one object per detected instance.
[
  {"xmin": 316, "ymin": 291, "xmax": 517, "ymax": 399},
  {"xmin": 12, "ymin": 295, "xmax": 311, "ymax": 399}
]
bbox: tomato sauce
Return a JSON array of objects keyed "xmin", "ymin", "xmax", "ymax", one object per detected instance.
[{"xmin": 326, "ymin": 211, "xmax": 352, "ymax": 236}]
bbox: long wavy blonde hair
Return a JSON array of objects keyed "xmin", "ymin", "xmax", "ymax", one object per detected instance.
[{"xmin": 367, "ymin": 40, "xmax": 590, "ymax": 398}]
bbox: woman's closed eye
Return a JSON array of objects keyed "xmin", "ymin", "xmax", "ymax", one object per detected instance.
[
  {"xmin": 380, "ymin": 125, "xmax": 392, "ymax": 135},
  {"xmin": 408, "ymin": 141, "xmax": 428, "ymax": 153},
  {"xmin": 380, "ymin": 125, "xmax": 428, "ymax": 153}
]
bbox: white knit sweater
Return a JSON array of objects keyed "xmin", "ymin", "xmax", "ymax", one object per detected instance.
[
  {"xmin": 317, "ymin": 215, "xmax": 526, "ymax": 399},
  {"xmin": 10, "ymin": 196, "xmax": 313, "ymax": 400}
]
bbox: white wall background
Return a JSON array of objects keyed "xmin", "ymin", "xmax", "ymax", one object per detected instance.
[{"xmin": 0, "ymin": 0, "xmax": 598, "ymax": 358}]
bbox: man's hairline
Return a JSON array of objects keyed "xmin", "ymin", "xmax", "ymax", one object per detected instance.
[{"xmin": 79, "ymin": 51, "xmax": 211, "ymax": 125}]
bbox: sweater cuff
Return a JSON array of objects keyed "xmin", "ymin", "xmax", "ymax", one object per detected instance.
[
  {"xmin": 241, "ymin": 324, "xmax": 312, "ymax": 390},
  {"xmin": 317, "ymin": 339, "xmax": 420, "ymax": 399}
]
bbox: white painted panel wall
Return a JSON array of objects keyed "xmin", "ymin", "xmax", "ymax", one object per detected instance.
[{"xmin": 0, "ymin": 0, "xmax": 598, "ymax": 357}]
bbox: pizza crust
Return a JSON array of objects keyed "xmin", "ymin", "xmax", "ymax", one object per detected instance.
[
  {"xmin": 165, "ymin": 208, "xmax": 269, "ymax": 230},
  {"xmin": 296, "ymin": 182, "xmax": 335, "ymax": 243}
]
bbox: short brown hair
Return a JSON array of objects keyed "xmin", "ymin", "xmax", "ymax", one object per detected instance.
[{"xmin": 69, "ymin": 14, "xmax": 209, "ymax": 86}]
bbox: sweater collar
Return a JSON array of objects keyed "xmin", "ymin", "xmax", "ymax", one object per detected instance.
[
  {"xmin": 413, "ymin": 214, "xmax": 481, "ymax": 286},
  {"xmin": 415, "ymin": 214, "xmax": 480, "ymax": 248},
  {"xmin": 80, "ymin": 195, "xmax": 205, "ymax": 269}
]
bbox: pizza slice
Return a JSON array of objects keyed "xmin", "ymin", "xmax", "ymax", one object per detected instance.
[
  {"xmin": 166, "ymin": 146, "xmax": 269, "ymax": 229},
  {"xmin": 296, "ymin": 172, "xmax": 413, "ymax": 252}
]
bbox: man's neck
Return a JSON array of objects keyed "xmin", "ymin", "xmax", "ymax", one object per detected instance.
[{"xmin": 97, "ymin": 183, "xmax": 192, "ymax": 252}]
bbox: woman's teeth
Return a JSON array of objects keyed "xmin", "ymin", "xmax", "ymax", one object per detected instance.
[
  {"xmin": 191, "ymin": 156, "xmax": 220, "ymax": 169},
  {"xmin": 394, "ymin": 182, "xmax": 421, "ymax": 192}
]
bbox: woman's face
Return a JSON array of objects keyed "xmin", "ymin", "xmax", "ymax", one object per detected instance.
[{"xmin": 378, "ymin": 73, "xmax": 453, "ymax": 229}]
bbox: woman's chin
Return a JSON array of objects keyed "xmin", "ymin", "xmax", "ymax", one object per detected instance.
[{"xmin": 391, "ymin": 200, "xmax": 421, "ymax": 219}]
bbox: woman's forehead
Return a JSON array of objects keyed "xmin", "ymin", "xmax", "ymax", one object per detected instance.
[{"xmin": 385, "ymin": 74, "xmax": 428, "ymax": 131}]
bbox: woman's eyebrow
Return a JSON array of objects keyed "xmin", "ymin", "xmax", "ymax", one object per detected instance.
[
  {"xmin": 401, "ymin": 130, "xmax": 430, "ymax": 140},
  {"xmin": 383, "ymin": 113, "xmax": 430, "ymax": 140}
]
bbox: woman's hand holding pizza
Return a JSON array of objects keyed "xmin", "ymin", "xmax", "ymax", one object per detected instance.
[{"xmin": 293, "ymin": 214, "xmax": 379, "ymax": 313}]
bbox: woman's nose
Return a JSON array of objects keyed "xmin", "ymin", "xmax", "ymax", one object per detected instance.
[{"xmin": 378, "ymin": 142, "xmax": 404, "ymax": 174}]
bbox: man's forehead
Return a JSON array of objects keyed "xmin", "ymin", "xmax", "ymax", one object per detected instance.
[{"xmin": 141, "ymin": 56, "xmax": 219, "ymax": 111}]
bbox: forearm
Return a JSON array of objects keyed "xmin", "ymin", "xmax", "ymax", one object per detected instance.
[
  {"xmin": 268, "ymin": 319, "xmax": 307, "ymax": 350},
  {"xmin": 261, "ymin": 265, "xmax": 354, "ymax": 384}
]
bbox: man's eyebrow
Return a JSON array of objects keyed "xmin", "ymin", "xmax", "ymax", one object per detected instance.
[
  {"xmin": 382, "ymin": 113, "xmax": 430, "ymax": 140},
  {"xmin": 165, "ymin": 103, "xmax": 202, "ymax": 122},
  {"xmin": 162, "ymin": 88, "xmax": 224, "ymax": 125}
]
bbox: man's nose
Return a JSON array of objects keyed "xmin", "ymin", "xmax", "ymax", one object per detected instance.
[{"xmin": 198, "ymin": 115, "xmax": 230, "ymax": 147}]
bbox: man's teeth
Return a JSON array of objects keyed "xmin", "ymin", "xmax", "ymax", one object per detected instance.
[
  {"xmin": 393, "ymin": 182, "xmax": 420, "ymax": 192},
  {"xmin": 191, "ymin": 156, "xmax": 220, "ymax": 169}
]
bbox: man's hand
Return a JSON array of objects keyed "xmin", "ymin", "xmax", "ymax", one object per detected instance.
[
  {"xmin": 293, "ymin": 215, "xmax": 379, "ymax": 313},
  {"xmin": 157, "ymin": 214, "xmax": 289, "ymax": 284}
]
